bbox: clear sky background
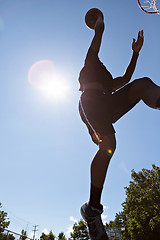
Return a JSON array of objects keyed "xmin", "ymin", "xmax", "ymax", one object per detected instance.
[{"xmin": 0, "ymin": 0, "xmax": 160, "ymax": 239}]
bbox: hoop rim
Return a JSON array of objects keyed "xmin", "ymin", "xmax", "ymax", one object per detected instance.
[{"xmin": 137, "ymin": 0, "xmax": 159, "ymax": 14}]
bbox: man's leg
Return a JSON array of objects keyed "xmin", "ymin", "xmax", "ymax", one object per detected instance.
[
  {"xmin": 81, "ymin": 134, "xmax": 116, "ymax": 240},
  {"xmin": 79, "ymin": 91, "xmax": 117, "ymax": 239},
  {"xmin": 129, "ymin": 77, "xmax": 160, "ymax": 109},
  {"xmin": 112, "ymin": 77, "xmax": 160, "ymax": 124},
  {"xmin": 89, "ymin": 134, "xmax": 116, "ymax": 209}
]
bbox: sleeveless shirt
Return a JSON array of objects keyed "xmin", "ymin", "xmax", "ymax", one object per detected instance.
[{"xmin": 78, "ymin": 49, "xmax": 113, "ymax": 93}]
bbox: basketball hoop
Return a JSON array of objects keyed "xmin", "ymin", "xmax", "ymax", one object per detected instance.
[{"xmin": 138, "ymin": 0, "xmax": 160, "ymax": 14}]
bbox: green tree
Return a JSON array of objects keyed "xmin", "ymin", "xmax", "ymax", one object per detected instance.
[
  {"xmin": 40, "ymin": 232, "xmax": 47, "ymax": 240},
  {"xmin": 0, "ymin": 203, "xmax": 10, "ymax": 239},
  {"xmin": 105, "ymin": 212, "xmax": 124, "ymax": 228},
  {"xmin": 20, "ymin": 229, "xmax": 27, "ymax": 240},
  {"xmin": 2, "ymin": 233, "xmax": 15, "ymax": 240},
  {"xmin": 69, "ymin": 220, "xmax": 89, "ymax": 240},
  {"xmin": 0, "ymin": 231, "xmax": 15, "ymax": 240},
  {"xmin": 7, "ymin": 234, "xmax": 15, "ymax": 240},
  {"xmin": 40, "ymin": 231, "xmax": 56, "ymax": 240},
  {"xmin": 112, "ymin": 165, "xmax": 160, "ymax": 240},
  {"xmin": 57, "ymin": 232, "xmax": 67, "ymax": 240}
]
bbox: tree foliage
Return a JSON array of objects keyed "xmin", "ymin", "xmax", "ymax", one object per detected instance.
[
  {"xmin": 57, "ymin": 232, "xmax": 67, "ymax": 240},
  {"xmin": 69, "ymin": 220, "xmax": 89, "ymax": 240},
  {"xmin": 1, "ymin": 233, "xmax": 15, "ymax": 240},
  {"xmin": 20, "ymin": 229, "xmax": 28, "ymax": 240},
  {"xmin": 0, "ymin": 202, "xmax": 10, "ymax": 239},
  {"xmin": 111, "ymin": 165, "xmax": 160, "ymax": 240},
  {"xmin": 40, "ymin": 231, "xmax": 56, "ymax": 240}
]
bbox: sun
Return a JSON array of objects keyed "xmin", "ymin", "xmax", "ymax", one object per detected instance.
[{"xmin": 28, "ymin": 60, "xmax": 70, "ymax": 100}]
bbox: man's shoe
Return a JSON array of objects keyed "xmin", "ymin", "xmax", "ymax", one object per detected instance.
[{"xmin": 80, "ymin": 202, "xmax": 109, "ymax": 240}]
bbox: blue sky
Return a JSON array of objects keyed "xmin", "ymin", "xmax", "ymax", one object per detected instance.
[{"xmin": 0, "ymin": 0, "xmax": 160, "ymax": 239}]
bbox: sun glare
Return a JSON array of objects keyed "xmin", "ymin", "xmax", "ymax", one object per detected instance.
[{"xmin": 28, "ymin": 60, "xmax": 70, "ymax": 101}]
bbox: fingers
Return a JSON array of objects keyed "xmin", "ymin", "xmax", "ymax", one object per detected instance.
[
  {"xmin": 140, "ymin": 29, "xmax": 144, "ymax": 37},
  {"xmin": 138, "ymin": 30, "xmax": 144, "ymax": 39},
  {"xmin": 132, "ymin": 30, "xmax": 144, "ymax": 53},
  {"xmin": 132, "ymin": 38, "xmax": 136, "ymax": 44}
]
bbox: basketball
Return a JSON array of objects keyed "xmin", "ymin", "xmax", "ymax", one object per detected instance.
[{"xmin": 85, "ymin": 8, "xmax": 104, "ymax": 30}]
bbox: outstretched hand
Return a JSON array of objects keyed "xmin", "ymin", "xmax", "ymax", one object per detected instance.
[
  {"xmin": 94, "ymin": 15, "xmax": 105, "ymax": 33},
  {"xmin": 132, "ymin": 30, "xmax": 144, "ymax": 53}
]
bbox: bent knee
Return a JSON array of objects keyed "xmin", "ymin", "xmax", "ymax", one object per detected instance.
[
  {"xmin": 99, "ymin": 135, "xmax": 116, "ymax": 156},
  {"xmin": 133, "ymin": 77, "xmax": 153, "ymax": 90},
  {"xmin": 131, "ymin": 77, "xmax": 153, "ymax": 98}
]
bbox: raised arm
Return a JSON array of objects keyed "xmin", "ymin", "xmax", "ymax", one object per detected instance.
[
  {"xmin": 112, "ymin": 30, "xmax": 144, "ymax": 92},
  {"xmin": 86, "ymin": 15, "xmax": 105, "ymax": 56}
]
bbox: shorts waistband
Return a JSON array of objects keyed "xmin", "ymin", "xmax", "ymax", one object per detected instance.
[{"xmin": 83, "ymin": 88, "xmax": 109, "ymax": 95}]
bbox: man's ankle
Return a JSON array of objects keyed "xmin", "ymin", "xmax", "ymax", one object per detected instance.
[
  {"xmin": 89, "ymin": 201, "xmax": 103, "ymax": 211},
  {"xmin": 89, "ymin": 184, "xmax": 103, "ymax": 210}
]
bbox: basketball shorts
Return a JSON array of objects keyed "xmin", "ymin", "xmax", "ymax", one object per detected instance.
[{"xmin": 79, "ymin": 82, "xmax": 140, "ymax": 144}]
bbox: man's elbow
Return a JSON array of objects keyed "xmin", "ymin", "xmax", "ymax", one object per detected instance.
[{"xmin": 122, "ymin": 74, "xmax": 131, "ymax": 85}]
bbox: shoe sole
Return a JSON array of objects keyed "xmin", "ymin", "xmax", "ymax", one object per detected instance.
[
  {"xmin": 80, "ymin": 205, "xmax": 109, "ymax": 240},
  {"xmin": 80, "ymin": 205, "xmax": 88, "ymax": 221}
]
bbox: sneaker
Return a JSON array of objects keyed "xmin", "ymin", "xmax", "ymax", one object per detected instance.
[{"xmin": 80, "ymin": 202, "xmax": 109, "ymax": 240}]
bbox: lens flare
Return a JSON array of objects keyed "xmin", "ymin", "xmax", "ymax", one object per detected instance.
[
  {"xmin": 107, "ymin": 149, "xmax": 113, "ymax": 156},
  {"xmin": 28, "ymin": 60, "xmax": 70, "ymax": 100}
]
